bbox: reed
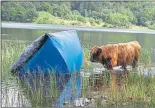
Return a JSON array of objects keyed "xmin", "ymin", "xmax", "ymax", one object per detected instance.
[{"xmin": 2, "ymin": 41, "xmax": 155, "ymax": 107}]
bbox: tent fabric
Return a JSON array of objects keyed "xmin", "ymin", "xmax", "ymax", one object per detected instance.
[
  {"xmin": 11, "ymin": 35, "xmax": 48, "ymax": 72},
  {"xmin": 56, "ymin": 75, "xmax": 82, "ymax": 107},
  {"xmin": 11, "ymin": 30, "xmax": 83, "ymax": 75}
]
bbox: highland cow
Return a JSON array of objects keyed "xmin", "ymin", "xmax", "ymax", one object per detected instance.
[{"xmin": 90, "ymin": 41, "xmax": 141, "ymax": 70}]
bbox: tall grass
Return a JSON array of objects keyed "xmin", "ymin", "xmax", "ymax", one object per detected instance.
[
  {"xmin": 17, "ymin": 73, "xmax": 60, "ymax": 107},
  {"xmin": 2, "ymin": 41, "xmax": 155, "ymax": 107},
  {"xmin": 2, "ymin": 41, "xmax": 30, "ymax": 107},
  {"xmin": 140, "ymin": 48, "xmax": 151, "ymax": 67},
  {"xmin": 2, "ymin": 41, "xmax": 81, "ymax": 107},
  {"xmin": 106, "ymin": 70, "xmax": 155, "ymax": 107}
]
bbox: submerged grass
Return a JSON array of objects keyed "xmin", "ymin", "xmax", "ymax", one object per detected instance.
[
  {"xmin": 17, "ymin": 73, "xmax": 60, "ymax": 107},
  {"xmin": 2, "ymin": 41, "xmax": 30, "ymax": 107},
  {"xmin": 82, "ymin": 45, "xmax": 92, "ymax": 69},
  {"xmin": 105, "ymin": 70, "xmax": 155, "ymax": 107},
  {"xmin": 2, "ymin": 40, "xmax": 155, "ymax": 107},
  {"xmin": 140, "ymin": 48, "xmax": 152, "ymax": 67},
  {"xmin": 81, "ymin": 69, "xmax": 155, "ymax": 107}
]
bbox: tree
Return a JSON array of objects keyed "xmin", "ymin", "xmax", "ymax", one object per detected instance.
[{"xmin": 1, "ymin": 1, "xmax": 155, "ymax": 29}]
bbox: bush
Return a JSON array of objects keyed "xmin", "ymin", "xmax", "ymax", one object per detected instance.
[
  {"xmin": 95, "ymin": 19, "xmax": 103, "ymax": 24},
  {"xmin": 102, "ymin": 23, "xmax": 113, "ymax": 28},
  {"xmin": 89, "ymin": 17, "xmax": 96, "ymax": 25},
  {"xmin": 148, "ymin": 24, "xmax": 155, "ymax": 30},
  {"xmin": 107, "ymin": 13, "xmax": 131, "ymax": 28},
  {"xmin": 34, "ymin": 11, "xmax": 54, "ymax": 24},
  {"xmin": 71, "ymin": 21, "xmax": 82, "ymax": 26},
  {"xmin": 77, "ymin": 16, "xmax": 87, "ymax": 23}
]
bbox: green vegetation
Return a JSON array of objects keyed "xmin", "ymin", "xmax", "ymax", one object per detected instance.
[
  {"xmin": 2, "ymin": 41, "xmax": 29, "ymax": 107},
  {"xmin": 2, "ymin": 1, "xmax": 155, "ymax": 29},
  {"xmin": 2, "ymin": 41, "xmax": 155, "ymax": 107},
  {"xmin": 140, "ymin": 48, "xmax": 151, "ymax": 68},
  {"xmin": 105, "ymin": 70, "xmax": 155, "ymax": 107},
  {"xmin": 80, "ymin": 70, "xmax": 155, "ymax": 107},
  {"xmin": 2, "ymin": 41, "xmax": 29, "ymax": 79},
  {"xmin": 82, "ymin": 45, "xmax": 91, "ymax": 69}
]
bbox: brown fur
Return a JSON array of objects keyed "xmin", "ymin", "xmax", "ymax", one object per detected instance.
[{"xmin": 90, "ymin": 41, "xmax": 141, "ymax": 70}]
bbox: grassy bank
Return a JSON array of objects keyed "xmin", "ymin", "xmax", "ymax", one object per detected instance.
[
  {"xmin": 33, "ymin": 11, "xmax": 107, "ymax": 28},
  {"xmin": 33, "ymin": 11, "xmax": 155, "ymax": 30},
  {"xmin": 2, "ymin": 40, "xmax": 155, "ymax": 107}
]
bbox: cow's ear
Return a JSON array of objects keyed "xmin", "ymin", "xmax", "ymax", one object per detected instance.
[{"xmin": 97, "ymin": 47, "xmax": 102, "ymax": 55}]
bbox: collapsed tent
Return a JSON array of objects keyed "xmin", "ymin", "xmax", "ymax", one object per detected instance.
[{"xmin": 11, "ymin": 30, "xmax": 83, "ymax": 75}]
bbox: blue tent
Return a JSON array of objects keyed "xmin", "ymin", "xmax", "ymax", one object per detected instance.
[
  {"xmin": 56, "ymin": 74, "xmax": 82, "ymax": 107},
  {"xmin": 11, "ymin": 30, "xmax": 83, "ymax": 75}
]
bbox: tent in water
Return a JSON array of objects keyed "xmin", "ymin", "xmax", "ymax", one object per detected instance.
[{"xmin": 11, "ymin": 30, "xmax": 83, "ymax": 75}]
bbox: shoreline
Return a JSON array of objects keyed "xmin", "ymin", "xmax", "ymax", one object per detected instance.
[
  {"xmin": 1, "ymin": 21, "xmax": 152, "ymax": 30},
  {"xmin": 2, "ymin": 22, "xmax": 155, "ymax": 34}
]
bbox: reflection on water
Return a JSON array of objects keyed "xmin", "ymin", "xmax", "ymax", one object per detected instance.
[
  {"xmin": 2, "ymin": 65, "xmax": 155, "ymax": 107},
  {"xmin": 2, "ymin": 86, "xmax": 31, "ymax": 107},
  {"xmin": 14, "ymin": 72, "xmax": 82, "ymax": 107},
  {"xmin": 87, "ymin": 67, "xmax": 129, "ymax": 92},
  {"xmin": 138, "ymin": 66, "xmax": 155, "ymax": 77},
  {"xmin": 83, "ymin": 65, "xmax": 155, "ymax": 94}
]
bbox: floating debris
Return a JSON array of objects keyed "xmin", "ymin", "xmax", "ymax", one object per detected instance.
[
  {"xmin": 74, "ymin": 98, "xmax": 85, "ymax": 107},
  {"xmin": 74, "ymin": 97, "xmax": 94, "ymax": 107},
  {"xmin": 73, "ymin": 95, "xmax": 108, "ymax": 107}
]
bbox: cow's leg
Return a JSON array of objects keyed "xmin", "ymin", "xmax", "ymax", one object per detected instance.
[
  {"xmin": 105, "ymin": 63, "xmax": 112, "ymax": 70},
  {"xmin": 122, "ymin": 63, "xmax": 127, "ymax": 70},
  {"xmin": 132, "ymin": 57, "xmax": 138, "ymax": 68},
  {"xmin": 106, "ymin": 58, "xmax": 113, "ymax": 70}
]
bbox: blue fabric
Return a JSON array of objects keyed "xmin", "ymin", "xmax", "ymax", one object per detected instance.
[
  {"xmin": 56, "ymin": 75, "xmax": 82, "ymax": 107},
  {"xmin": 50, "ymin": 30, "xmax": 83, "ymax": 73},
  {"xmin": 20, "ymin": 38, "xmax": 68, "ymax": 74},
  {"xmin": 20, "ymin": 30, "xmax": 83, "ymax": 74}
]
